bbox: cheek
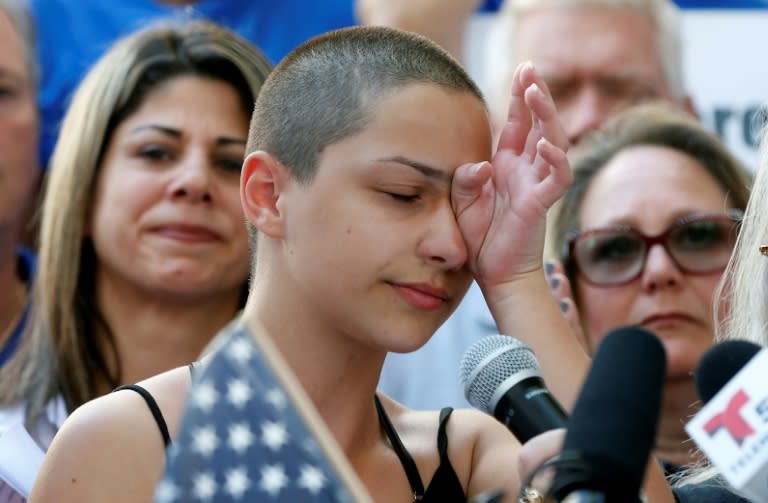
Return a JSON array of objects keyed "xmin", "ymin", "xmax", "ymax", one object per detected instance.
[
  {"xmin": 577, "ymin": 283, "xmax": 635, "ymax": 351},
  {"xmin": 691, "ymin": 275, "xmax": 721, "ymax": 318}
]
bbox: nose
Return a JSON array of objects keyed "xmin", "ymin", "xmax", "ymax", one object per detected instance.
[
  {"xmin": 167, "ymin": 151, "xmax": 213, "ymax": 203},
  {"xmin": 640, "ymin": 243, "xmax": 684, "ymax": 292},
  {"xmin": 417, "ymin": 202, "xmax": 468, "ymax": 271},
  {"xmin": 562, "ymin": 86, "xmax": 611, "ymax": 145}
]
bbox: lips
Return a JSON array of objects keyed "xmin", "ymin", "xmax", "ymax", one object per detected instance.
[
  {"xmin": 390, "ymin": 282, "xmax": 449, "ymax": 311},
  {"xmin": 152, "ymin": 223, "xmax": 222, "ymax": 243},
  {"xmin": 640, "ymin": 313, "xmax": 695, "ymax": 329}
]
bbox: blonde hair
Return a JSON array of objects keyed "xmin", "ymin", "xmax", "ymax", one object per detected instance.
[
  {"xmin": 715, "ymin": 110, "xmax": 768, "ymax": 346},
  {"xmin": 673, "ymin": 108, "xmax": 767, "ymax": 489},
  {"xmin": 0, "ymin": 20, "xmax": 271, "ymax": 425}
]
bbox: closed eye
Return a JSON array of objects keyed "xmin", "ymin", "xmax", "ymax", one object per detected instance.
[
  {"xmin": 138, "ymin": 146, "xmax": 173, "ymax": 162},
  {"xmin": 386, "ymin": 192, "xmax": 420, "ymax": 203}
]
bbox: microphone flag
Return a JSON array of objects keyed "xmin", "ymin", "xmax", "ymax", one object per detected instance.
[{"xmin": 686, "ymin": 348, "xmax": 768, "ymax": 501}]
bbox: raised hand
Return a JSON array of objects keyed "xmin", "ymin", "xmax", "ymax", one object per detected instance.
[{"xmin": 452, "ymin": 62, "xmax": 572, "ymax": 289}]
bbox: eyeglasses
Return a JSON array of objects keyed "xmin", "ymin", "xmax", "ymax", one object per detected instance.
[{"xmin": 564, "ymin": 210, "xmax": 743, "ymax": 287}]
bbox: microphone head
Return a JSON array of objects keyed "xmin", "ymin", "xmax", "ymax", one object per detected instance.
[
  {"xmin": 694, "ymin": 339, "xmax": 762, "ymax": 404},
  {"xmin": 458, "ymin": 334, "xmax": 541, "ymax": 413},
  {"xmin": 552, "ymin": 326, "xmax": 666, "ymax": 501}
]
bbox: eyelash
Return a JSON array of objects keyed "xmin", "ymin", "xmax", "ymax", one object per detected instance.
[
  {"xmin": 386, "ymin": 192, "xmax": 420, "ymax": 203},
  {"xmin": 138, "ymin": 146, "xmax": 172, "ymax": 162},
  {"xmin": 137, "ymin": 147, "xmax": 242, "ymax": 172}
]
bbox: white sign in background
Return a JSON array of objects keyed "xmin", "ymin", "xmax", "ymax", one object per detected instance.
[
  {"xmin": 683, "ymin": 10, "xmax": 768, "ymax": 172},
  {"xmin": 466, "ymin": 9, "xmax": 768, "ymax": 172}
]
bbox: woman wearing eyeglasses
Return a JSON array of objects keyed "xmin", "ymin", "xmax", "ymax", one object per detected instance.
[{"xmin": 545, "ymin": 101, "xmax": 752, "ymax": 473}]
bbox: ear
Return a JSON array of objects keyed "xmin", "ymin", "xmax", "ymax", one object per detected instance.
[{"xmin": 241, "ymin": 151, "xmax": 290, "ymax": 238}]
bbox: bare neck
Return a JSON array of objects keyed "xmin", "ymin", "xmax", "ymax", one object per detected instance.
[
  {"xmin": 243, "ymin": 282, "xmax": 387, "ymax": 459},
  {"xmin": 94, "ymin": 277, "xmax": 241, "ymax": 395}
]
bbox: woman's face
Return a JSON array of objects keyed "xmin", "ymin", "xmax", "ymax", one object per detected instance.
[
  {"xmin": 575, "ymin": 145, "xmax": 733, "ymax": 379},
  {"xmin": 89, "ymin": 75, "xmax": 251, "ymax": 302}
]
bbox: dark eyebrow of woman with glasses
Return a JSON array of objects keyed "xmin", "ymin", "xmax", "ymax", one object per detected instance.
[{"xmin": 544, "ymin": 101, "xmax": 752, "ymax": 477}]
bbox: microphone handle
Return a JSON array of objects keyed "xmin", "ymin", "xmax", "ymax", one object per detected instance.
[
  {"xmin": 493, "ymin": 376, "xmax": 568, "ymax": 443},
  {"xmin": 559, "ymin": 490, "xmax": 644, "ymax": 503}
]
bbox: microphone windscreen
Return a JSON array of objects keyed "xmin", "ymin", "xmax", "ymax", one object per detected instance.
[
  {"xmin": 694, "ymin": 339, "xmax": 762, "ymax": 404},
  {"xmin": 558, "ymin": 326, "xmax": 666, "ymax": 499},
  {"xmin": 458, "ymin": 335, "xmax": 540, "ymax": 413}
]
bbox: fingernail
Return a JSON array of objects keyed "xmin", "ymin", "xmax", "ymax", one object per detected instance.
[
  {"xmin": 559, "ymin": 300, "xmax": 568, "ymax": 313},
  {"xmin": 544, "ymin": 261, "xmax": 554, "ymax": 276},
  {"xmin": 550, "ymin": 277, "xmax": 560, "ymax": 289},
  {"xmin": 473, "ymin": 161, "xmax": 487, "ymax": 175}
]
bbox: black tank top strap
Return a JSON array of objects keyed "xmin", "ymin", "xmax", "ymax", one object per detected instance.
[
  {"xmin": 436, "ymin": 406, "xmax": 453, "ymax": 460},
  {"xmin": 374, "ymin": 394, "xmax": 425, "ymax": 499},
  {"xmin": 113, "ymin": 383, "xmax": 172, "ymax": 448}
]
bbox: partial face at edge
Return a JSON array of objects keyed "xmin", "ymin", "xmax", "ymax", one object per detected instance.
[{"xmin": 0, "ymin": 10, "xmax": 39, "ymax": 242}]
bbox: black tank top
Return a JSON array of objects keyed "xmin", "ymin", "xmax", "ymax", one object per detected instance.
[{"xmin": 374, "ymin": 394, "xmax": 465, "ymax": 502}]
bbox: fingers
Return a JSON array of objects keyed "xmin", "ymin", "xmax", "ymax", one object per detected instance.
[
  {"xmin": 496, "ymin": 62, "xmax": 534, "ymax": 156},
  {"xmin": 517, "ymin": 428, "xmax": 566, "ymax": 494},
  {"xmin": 495, "ymin": 62, "xmax": 572, "ymax": 208},
  {"xmin": 521, "ymin": 64, "xmax": 569, "ymax": 153},
  {"xmin": 451, "ymin": 161, "xmax": 493, "ymax": 214},
  {"xmin": 534, "ymin": 138, "xmax": 573, "ymax": 207}
]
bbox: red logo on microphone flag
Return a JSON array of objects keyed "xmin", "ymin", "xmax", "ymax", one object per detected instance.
[{"xmin": 703, "ymin": 389, "xmax": 755, "ymax": 446}]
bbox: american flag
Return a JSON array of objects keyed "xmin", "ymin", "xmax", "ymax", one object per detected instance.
[{"xmin": 154, "ymin": 323, "xmax": 356, "ymax": 502}]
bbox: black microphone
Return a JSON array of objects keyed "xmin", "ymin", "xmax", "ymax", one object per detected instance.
[
  {"xmin": 682, "ymin": 339, "xmax": 766, "ymax": 500},
  {"xmin": 694, "ymin": 339, "xmax": 762, "ymax": 404},
  {"xmin": 548, "ymin": 326, "xmax": 666, "ymax": 503},
  {"xmin": 459, "ymin": 334, "xmax": 567, "ymax": 443}
]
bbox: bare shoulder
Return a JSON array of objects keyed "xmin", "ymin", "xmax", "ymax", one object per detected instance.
[
  {"xmin": 448, "ymin": 408, "xmax": 523, "ymax": 501},
  {"xmin": 28, "ymin": 365, "xmax": 194, "ymax": 503},
  {"xmin": 379, "ymin": 396, "xmax": 521, "ymax": 501}
]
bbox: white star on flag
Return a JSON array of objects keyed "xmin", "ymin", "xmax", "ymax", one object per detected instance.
[
  {"xmin": 225, "ymin": 466, "xmax": 251, "ymax": 499},
  {"xmin": 192, "ymin": 381, "xmax": 219, "ymax": 413},
  {"xmin": 226, "ymin": 336, "xmax": 254, "ymax": 364},
  {"xmin": 261, "ymin": 420, "xmax": 289, "ymax": 451},
  {"xmin": 298, "ymin": 464, "xmax": 327, "ymax": 494},
  {"xmin": 259, "ymin": 464, "xmax": 288, "ymax": 496},
  {"xmin": 192, "ymin": 471, "xmax": 217, "ymax": 501},
  {"xmin": 265, "ymin": 387, "xmax": 287, "ymax": 410},
  {"xmin": 227, "ymin": 378, "xmax": 252, "ymax": 408},
  {"xmin": 155, "ymin": 480, "xmax": 180, "ymax": 503},
  {"xmin": 227, "ymin": 422, "xmax": 254, "ymax": 453},
  {"xmin": 191, "ymin": 425, "xmax": 219, "ymax": 457}
]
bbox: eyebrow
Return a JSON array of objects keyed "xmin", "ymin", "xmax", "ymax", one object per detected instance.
[
  {"xmin": 376, "ymin": 156, "xmax": 451, "ymax": 184},
  {"xmin": 0, "ymin": 67, "xmax": 26, "ymax": 84},
  {"xmin": 127, "ymin": 124, "xmax": 247, "ymax": 146}
]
